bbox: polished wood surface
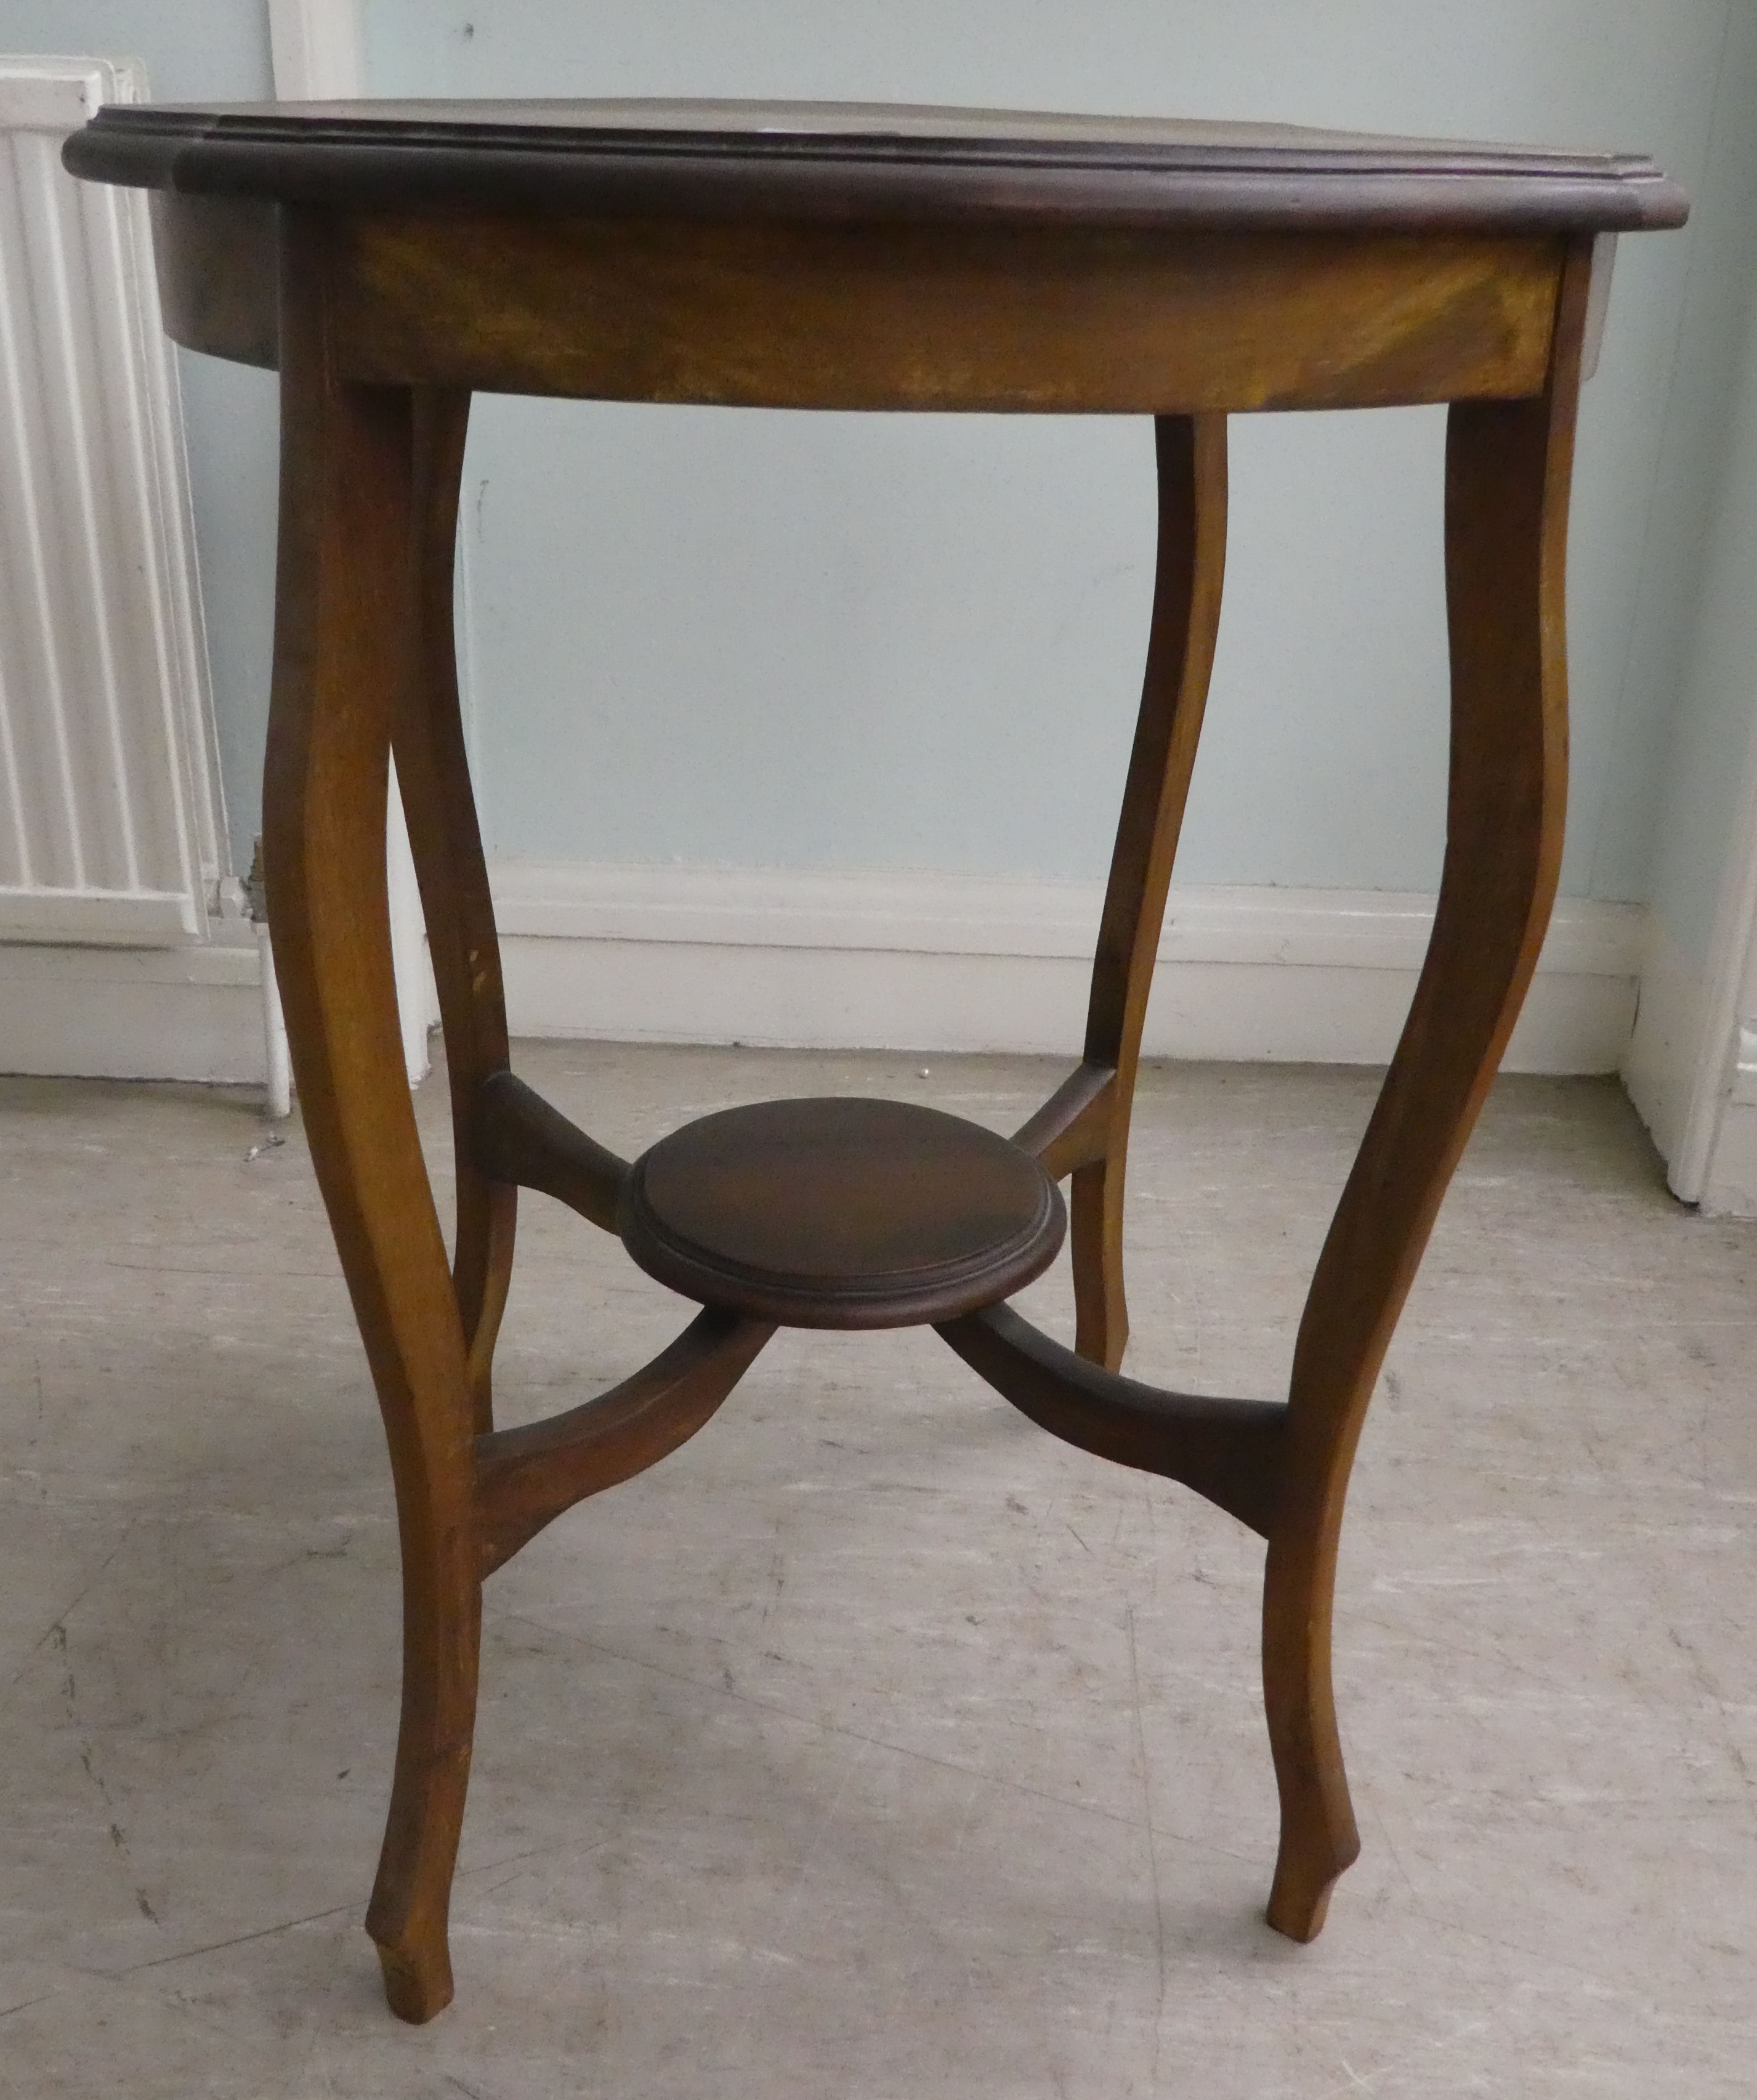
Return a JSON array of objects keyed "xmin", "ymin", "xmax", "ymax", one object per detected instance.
[
  {"xmin": 393, "ymin": 387, "xmax": 515, "ymax": 1435},
  {"xmin": 474, "ymin": 1308, "xmax": 773, "ymax": 1578},
  {"xmin": 472, "ymin": 1068, "xmax": 627, "ymax": 1233},
  {"xmin": 68, "ymin": 99, "xmax": 1687, "ymax": 232},
  {"xmin": 1072, "ymin": 411, "xmax": 1227, "ymax": 1369},
  {"xmin": 262, "ymin": 216, "xmax": 481, "ymax": 2022},
  {"xmin": 334, "ymin": 212, "xmax": 1570, "ymax": 412},
  {"xmin": 63, "ymin": 96, "xmax": 1684, "ymax": 2025},
  {"xmin": 620, "ymin": 1097, "xmax": 1065, "ymax": 1328},
  {"xmin": 150, "ymin": 200, "xmax": 1569, "ymax": 411},
  {"xmin": 939, "ymin": 1302, "xmax": 1286, "ymax": 1537},
  {"xmin": 1257, "ymin": 240, "xmax": 1593, "ymax": 1942}
]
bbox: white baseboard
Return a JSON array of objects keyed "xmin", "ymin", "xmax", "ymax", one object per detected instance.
[
  {"xmin": 0, "ymin": 935, "xmax": 265, "ymax": 1084},
  {"xmin": 0, "ymin": 868, "xmax": 1648, "ymax": 1085},
  {"xmin": 491, "ymin": 862, "xmax": 1646, "ymax": 1074},
  {"xmin": 1622, "ymin": 915, "xmax": 1708, "ymax": 1185},
  {"xmin": 1625, "ymin": 910, "xmax": 1757, "ymax": 1212}
]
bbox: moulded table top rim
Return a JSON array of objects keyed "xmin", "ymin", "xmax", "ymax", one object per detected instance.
[{"xmin": 64, "ymin": 97, "xmax": 1690, "ymax": 234}]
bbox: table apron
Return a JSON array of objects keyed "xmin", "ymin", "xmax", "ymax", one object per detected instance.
[{"xmin": 151, "ymin": 195, "xmax": 1565, "ymax": 411}]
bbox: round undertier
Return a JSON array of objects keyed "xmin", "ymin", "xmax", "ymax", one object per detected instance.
[{"xmin": 618, "ymin": 1095, "xmax": 1065, "ymax": 1328}]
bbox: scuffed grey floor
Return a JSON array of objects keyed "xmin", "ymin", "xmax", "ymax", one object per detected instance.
[{"xmin": 2, "ymin": 1044, "xmax": 1755, "ymax": 2097}]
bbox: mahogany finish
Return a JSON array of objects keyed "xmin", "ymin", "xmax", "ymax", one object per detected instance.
[
  {"xmin": 65, "ymin": 97, "xmax": 1686, "ymax": 2025},
  {"xmin": 620, "ymin": 1097, "xmax": 1064, "ymax": 1328},
  {"xmin": 475, "ymin": 1309, "xmax": 773, "ymax": 1578},
  {"xmin": 144, "ymin": 199, "xmax": 1570, "ymax": 410},
  {"xmin": 939, "ymin": 1303, "xmax": 1286, "ymax": 1538},
  {"xmin": 473, "ymin": 1067, "xmax": 627, "ymax": 1234},
  {"xmin": 68, "ymin": 100, "xmax": 1687, "ymax": 231},
  {"xmin": 1072, "ymin": 410, "xmax": 1227, "ymax": 1368}
]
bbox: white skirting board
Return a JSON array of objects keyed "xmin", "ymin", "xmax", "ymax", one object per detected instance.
[
  {"xmin": 490, "ymin": 864, "xmax": 1646, "ymax": 1074},
  {"xmin": 1622, "ymin": 916, "xmax": 1708, "ymax": 1176},
  {"xmin": 0, "ymin": 872, "xmax": 1646, "ymax": 1084},
  {"xmin": 1625, "ymin": 913, "xmax": 1757, "ymax": 1215},
  {"xmin": 0, "ymin": 930, "xmax": 264, "ymax": 1083}
]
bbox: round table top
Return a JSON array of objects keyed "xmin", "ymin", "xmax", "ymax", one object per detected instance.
[{"xmin": 64, "ymin": 97, "xmax": 1687, "ymax": 235}]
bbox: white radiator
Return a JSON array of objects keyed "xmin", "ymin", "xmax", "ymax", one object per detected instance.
[{"xmin": 0, "ymin": 54, "xmax": 226, "ymax": 947}]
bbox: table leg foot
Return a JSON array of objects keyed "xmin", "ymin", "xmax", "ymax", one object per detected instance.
[
  {"xmin": 374, "ymin": 1939, "xmax": 454, "ymax": 2025},
  {"xmin": 1265, "ymin": 1860, "xmax": 1341, "ymax": 1945},
  {"xmin": 1261, "ymin": 1555, "xmax": 1361, "ymax": 1940},
  {"xmin": 363, "ymin": 1560, "xmax": 480, "ymax": 2021}
]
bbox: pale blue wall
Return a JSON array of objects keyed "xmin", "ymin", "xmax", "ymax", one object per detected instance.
[
  {"xmin": 363, "ymin": 0, "xmax": 1740, "ymax": 901},
  {"xmin": 0, "ymin": 1, "xmax": 268, "ymax": 98},
  {"xmin": 0, "ymin": 0, "xmax": 279, "ymax": 875},
  {"xmin": 1632, "ymin": 1, "xmax": 1757, "ymax": 970},
  {"xmin": 12, "ymin": 3, "xmax": 1753, "ymax": 920},
  {"xmin": 1645, "ymin": 270, "xmax": 1757, "ymax": 967}
]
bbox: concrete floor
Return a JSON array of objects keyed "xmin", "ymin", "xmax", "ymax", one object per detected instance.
[{"xmin": 2, "ymin": 1043, "xmax": 1755, "ymax": 2097}]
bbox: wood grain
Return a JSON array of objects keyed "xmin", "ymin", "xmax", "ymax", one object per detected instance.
[
  {"xmin": 939, "ymin": 1303, "xmax": 1286, "ymax": 1536},
  {"xmin": 618, "ymin": 1097, "xmax": 1065, "ymax": 1328},
  {"xmin": 474, "ymin": 1310, "xmax": 773, "ymax": 1576},
  {"xmin": 148, "ymin": 192, "xmax": 279, "ymax": 370},
  {"xmin": 392, "ymin": 388, "xmax": 517, "ymax": 1435},
  {"xmin": 139, "ymin": 195, "xmax": 1569, "ymax": 410},
  {"xmin": 1258, "ymin": 234, "xmax": 1594, "ymax": 1945},
  {"xmin": 263, "ymin": 212, "xmax": 476, "ymax": 2024},
  {"xmin": 71, "ymin": 99, "xmax": 1690, "ymax": 235},
  {"xmin": 1012, "ymin": 1060, "xmax": 1115, "ymax": 1180},
  {"xmin": 60, "ymin": 93, "xmax": 1685, "ymax": 2016},
  {"xmin": 473, "ymin": 1068, "xmax": 628, "ymax": 1233},
  {"xmin": 332, "ymin": 213, "xmax": 1564, "ymax": 412},
  {"xmin": 1073, "ymin": 413, "xmax": 1227, "ymax": 1369}
]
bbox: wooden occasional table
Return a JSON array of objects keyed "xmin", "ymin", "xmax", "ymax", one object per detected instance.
[{"xmin": 67, "ymin": 100, "xmax": 1686, "ymax": 2023}]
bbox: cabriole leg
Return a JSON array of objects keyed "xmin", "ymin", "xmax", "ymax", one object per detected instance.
[
  {"xmin": 394, "ymin": 387, "xmax": 517, "ymax": 1435},
  {"xmin": 265, "ymin": 217, "xmax": 479, "ymax": 2021},
  {"xmin": 1076, "ymin": 411, "xmax": 1227, "ymax": 1369},
  {"xmin": 1262, "ymin": 242, "xmax": 1593, "ymax": 1939}
]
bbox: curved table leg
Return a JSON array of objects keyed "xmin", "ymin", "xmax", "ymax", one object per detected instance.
[
  {"xmin": 394, "ymin": 387, "xmax": 517, "ymax": 1435},
  {"xmin": 1262, "ymin": 243, "xmax": 1594, "ymax": 1940},
  {"xmin": 1075, "ymin": 411, "xmax": 1227, "ymax": 1369},
  {"xmin": 266, "ymin": 221, "xmax": 478, "ymax": 2021}
]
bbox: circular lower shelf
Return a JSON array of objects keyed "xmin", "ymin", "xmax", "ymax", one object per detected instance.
[{"xmin": 618, "ymin": 1095, "xmax": 1065, "ymax": 1329}]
